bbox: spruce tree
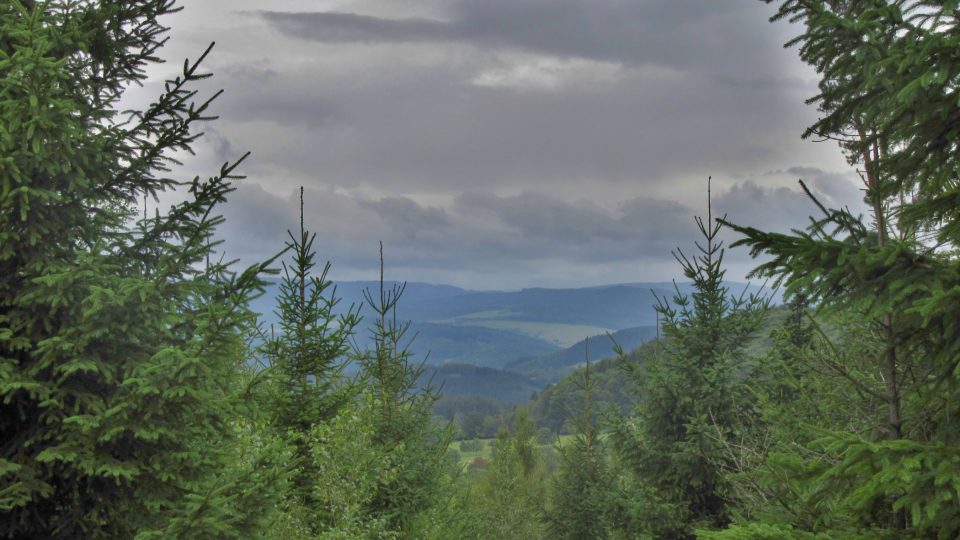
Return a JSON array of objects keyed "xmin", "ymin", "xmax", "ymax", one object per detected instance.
[
  {"xmin": 611, "ymin": 180, "xmax": 767, "ymax": 538},
  {"xmin": 719, "ymin": 2, "xmax": 960, "ymax": 534},
  {"xmin": 0, "ymin": 1, "xmax": 276, "ymax": 537},
  {"xmin": 702, "ymin": 305, "xmax": 900, "ymax": 538},
  {"xmin": 546, "ymin": 338, "xmax": 612, "ymax": 539},
  {"xmin": 260, "ymin": 187, "xmax": 360, "ymax": 532},
  {"xmin": 477, "ymin": 411, "xmax": 547, "ymax": 540},
  {"xmin": 355, "ymin": 243, "xmax": 452, "ymax": 533}
]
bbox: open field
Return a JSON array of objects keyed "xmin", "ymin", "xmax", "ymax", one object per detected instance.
[{"xmin": 451, "ymin": 435, "xmax": 576, "ymax": 468}]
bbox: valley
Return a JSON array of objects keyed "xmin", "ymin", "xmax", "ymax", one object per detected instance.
[{"xmin": 251, "ymin": 279, "xmax": 691, "ymax": 396}]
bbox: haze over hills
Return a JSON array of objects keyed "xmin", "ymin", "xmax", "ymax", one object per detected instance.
[
  {"xmin": 253, "ymin": 280, "xmax": 714, "ymax": 331},
  {"xmin": 250, "ymin": 279, "xmax": 769, "ymax": 402}
]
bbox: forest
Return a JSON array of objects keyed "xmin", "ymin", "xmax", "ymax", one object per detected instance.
[{"xmin": 2, "ymin": 1, "xmax": 960, "ymax": 539}]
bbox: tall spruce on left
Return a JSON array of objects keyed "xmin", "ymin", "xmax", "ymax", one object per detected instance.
[{"xmin": 0, "ymin": 2, "xmax": 276, "ymax": 538}]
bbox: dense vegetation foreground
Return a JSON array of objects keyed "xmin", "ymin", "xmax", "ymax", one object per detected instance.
[{"xmin": 2, "ymin": 1, "xmax": 960, "ymax": 538}]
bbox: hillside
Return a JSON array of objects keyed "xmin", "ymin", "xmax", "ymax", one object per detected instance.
[
  {"xmin": 420, "ymin": 364, "xmax": 541, "ymax": 404},
  {"xmin": 252, "ymin": 280, "xmax": 722, "ymax": 331},
  {"xmin": 250, "ymin": 280, "xmax": 764, "ymax": 372},
  {"xmin": 526, "ymin": 351, "xmax": 646, "ymax": 433},
  {"xmin": 506, "ymin": 325, "xmax": 658, "ymax": 380},
  {"xmin": 524, "ymin": 304, "xmax": 793, "ymax": 434},
  {"xmin": 405, "ymin": 322, "xmax": 559, "ymax": 369},
  {"xmin": 249, "ymin": 278, "xmax": 774, "ymax": 415},
  {"xmin": 401, "ymin": 284, "xmax": 669, "ymax": 329}
]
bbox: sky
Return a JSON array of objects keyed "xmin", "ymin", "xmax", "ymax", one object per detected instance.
[{"xmin": 127, "ymin": 0, "xmax": 866, "ymax": 290}]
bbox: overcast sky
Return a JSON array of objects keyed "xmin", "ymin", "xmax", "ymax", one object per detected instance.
[{"xmin": 129, "ymin": 0, "xmax": 865, "ymax": 290}]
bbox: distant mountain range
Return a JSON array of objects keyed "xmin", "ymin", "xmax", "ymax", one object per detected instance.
[{"xmin": 250, "ymin": 279, "xmax": 770, "ymax": 403}]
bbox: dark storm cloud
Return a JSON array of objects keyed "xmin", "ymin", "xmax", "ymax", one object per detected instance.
[{"xmin": 258, "ymin": 0, "xmax": 789, "ymax": 78}]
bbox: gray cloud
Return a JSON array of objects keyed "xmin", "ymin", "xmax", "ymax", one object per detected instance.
[
  {"xmin": 784, "ymin": 166, "xmax": 825, "ymax": 177},
  {"xmin": 260, "ymin": 11, "xmax": 451, "ymax": 43},
  {"xmin": 713, "ymin": 182, "xmax": 821, "ymax": 237},
  {"xmin": 213, "ymin": 178, "xmax": 854, "ymax": 288},
  {"xmin": 165, "ymin": 1, "xmax": 819, "ymax": 205},
  {"xmin": 258, "ymin": 0, "xmax": 793, "ymax": 81},
  {"xmin": 202, "ymin": 47, "xmax": 815, "ymax": 197},
  {"xmin": 127, "ymin": 1, "xmax": 860, "ymax": 289},
  {"xmin": 768, "ymin": 166, "xmax": 868, "ymax": 213}
]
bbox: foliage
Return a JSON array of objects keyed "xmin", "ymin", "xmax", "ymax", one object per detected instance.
[
  {"xmin": 545, "ymin": 352, "xmax": 614, "ymax": 539},
  {"xmin": 423, "ymin": 363, "xmax": 540, "ymax": 404},
  {"xmin": 353, "ymin": 246, "xmax": 453, "ymax": 534},
  {"xmin": 459, "ymin": 439, "xmax": 484, "ymax": 453},
  {"xmin": 5, "ymin": 1, "xmax": 959, "ymax": 538},
  {"xmin": 268, "ymin": 393, "xmax": 399, "ymax": 540},
  {"xmin": 610, "ymin": 182, "xmax": 768, "ymax": 538},
  {"xmin": 508, "ymin": 325, "xmax": 658, "ymax": 374},
  {"xmin": 0, "ymin": 1, "xmax": 279, "ymax": 537},
  {"xmin": 716, "ymin": 1, "xmax": 960, "ymax": 536},
  {"xmin": 258, "ymin": 188, "xmax": 360, "ymax": 532},
  {"xmin": 528, "ymin": 353, "xmax": 642, "ymax": 434},
  {"xmin": 473, "ymin": 412, "xmax": 548, "ymax": 540},
  {"xmin": 703, "ymin": 304, "xmax": 879, "ymax": 535},
  {"xmin": 769, "ymin": 0, "xmax": 960, "ymax": 239}
]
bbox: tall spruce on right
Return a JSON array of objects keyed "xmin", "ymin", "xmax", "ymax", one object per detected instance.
[
  {"xmin": 720, "ymin": 1, "xmax": 960, "ymax": 535},
  {"xmin": 611, "ymin": 180, "xmax": 767, "ymax": 538}
]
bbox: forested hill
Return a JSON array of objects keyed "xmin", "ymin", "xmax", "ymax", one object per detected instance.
[
  {"xmin": 506, "ymin": 325, "xmax": 658, "ymax": 379},
  {"xmin": 250, "ymin": 279, "xmax": 762, "ymax": 371},
  {"xmin": 253, "ymin": 280, "xmax": 763, "ymax": 406},
  {"xmin": 252, "ymin": 280, "xmax": 690, "ymax": 329},
  {"xmin": 435, "ymin": 306, "xmax": 788, "ymax": 439},
  {"xmin": 522, "ymin": 307, "xmax": 790, "ymax": 434},
  {"xmin": 421, "ymin": 364, "xmax": 542, "ymax": 404}
]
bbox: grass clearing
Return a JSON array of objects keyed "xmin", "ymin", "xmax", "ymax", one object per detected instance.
[{"xmin": 451, "ymin": 435, "xmax": 578, "ymax": 468}]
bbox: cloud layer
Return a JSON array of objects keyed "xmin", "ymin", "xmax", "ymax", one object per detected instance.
[
  {"xmin": 126, "ymin": 0, "xmax": 862, "ymax": 289},
  {"xmin": 215, "ymin": 168, "xmax": 867, "ymax": 289}
]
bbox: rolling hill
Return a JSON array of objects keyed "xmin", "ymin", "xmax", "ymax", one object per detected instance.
[
  {"xmin": 419, "ymin": 364, "xmax": 542, "ymax": 404},
  {"xmin": 403, "ymin": 322, "xmax": 559, "ymax": 369},
  {"xmin": 506, "ymin": 325, "xmax": 659, "ymax": 381},
  {"xmin": 252, "ymin": 281, "xmax": 772, "ymax": 401}
]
